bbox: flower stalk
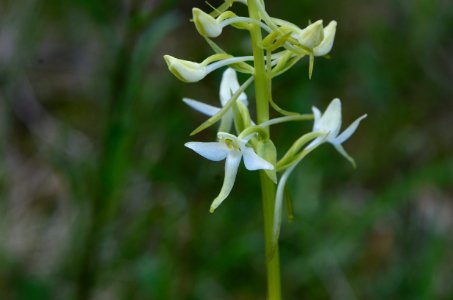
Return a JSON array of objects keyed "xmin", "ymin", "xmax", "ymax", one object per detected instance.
[{"xmin": 247, "ymin": 0, "xmax": 282, "ymax": 299}]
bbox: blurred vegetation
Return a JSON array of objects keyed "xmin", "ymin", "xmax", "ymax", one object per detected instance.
[{"xmin": 0, "ymin": 0, "xmax": 452, "ymax": 299}]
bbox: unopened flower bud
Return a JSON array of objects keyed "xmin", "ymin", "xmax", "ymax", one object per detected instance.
[
  {"xmin": 313, "ymin": 21, "xmax": 337, "ymax": 56},
  {"xmin": 193, "ymin": 8, "xmax": 223, "ymax": 38},
  {"xmin": 163, "ymin": 55, "xmax": 207, "ymax": 83},
  {"xmin": 296, "ymin": 20, "xmax": 323, "ymax": 49}
]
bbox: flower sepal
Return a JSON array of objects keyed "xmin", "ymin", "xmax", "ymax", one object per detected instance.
[{"xmin": 313, "ymin": 21, "xmax": 337, "ymax": 57}]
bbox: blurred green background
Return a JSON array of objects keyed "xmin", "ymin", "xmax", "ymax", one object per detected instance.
[{"xmin": 0, "ymin": 0, "xmax": 452, "ymax": 299}]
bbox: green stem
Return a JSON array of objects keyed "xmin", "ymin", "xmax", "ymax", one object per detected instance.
[{"xmin": 248, "ymin": 1, "xmax": 282, "ymax": 299}]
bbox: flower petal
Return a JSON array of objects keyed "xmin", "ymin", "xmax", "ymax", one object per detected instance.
[
  {"xmin": 318, "ymin": 98, "xmax": 342, "ymax": 139},
  {"xmin": 219, "ymin": 68, "xmax": 248, "ymax": 107},
  {"xmin": 241, "ymin": 145, "xmax": 274, "ymax": 171},
  {"xmin": 333, "ymin": 144, "xmax": 356, "ymax": 168},
  {"xmin": 297, "ymin": 20, "xmax": 323, "ymax": 49},
  {"xmin": 185, "ymin": 141, "xmax": 229, "ymax": 161},
  {"xmin": 210, "ymin": 151, "xmax": 242, "ymax": 212},
  {"xmin": 313, "ymin": 20, "xmax": 337, "ymax": 56},
  {"xmin": 183, "ymin": 98, "xmax": 221, "ymax": 116},
  {"xmin": 333, "ymin": 114, "xmax": 367, "ymax": 144}
]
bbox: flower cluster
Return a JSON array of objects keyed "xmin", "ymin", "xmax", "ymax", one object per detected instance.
[{"xmin": 164, "ymin": 0, "xmax": 366, "ymax": 248}]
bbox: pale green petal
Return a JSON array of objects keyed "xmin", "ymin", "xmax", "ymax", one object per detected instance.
[
  {"xmin": 217, "ymin": 131, "xmax": 238, "ymax": 142},
  {"xmin": 333, "ymin": 114, "xmax": 367, "ymax": 144},
  {"xmin": 210, "ymin": 151, "xmax": 242, "ymax": 212},
  {"xmin": 183, "ymin": 98, "xmax": 221, "ymax": 116},
  {"xmin": 185, "ymin": 142, "xmax": 229, "ymax": 161},
  {"xmin": 297, "ymin": 20, "xmax": 323, "ymax": 49},
  {"xmin": 313, "ymin": 20, "xmax": 337, "ymax": 56}
]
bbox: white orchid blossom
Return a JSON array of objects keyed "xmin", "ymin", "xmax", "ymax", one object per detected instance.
[
  {"xmin": 272, "ymin": 98, "xmax": 366, "ymax": 249},
  {"xmin": 306, "ymin": 98, "xmax": 367, "ymax": 165},
  {"xmin": 183, "ymin": 68, "xmax": 248, "ymax": 132},
  {"xmin": 185, "ymin": 132, "xmax": 274, "ymax": 212}
]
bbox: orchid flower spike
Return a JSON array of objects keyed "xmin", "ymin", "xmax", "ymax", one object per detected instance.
[
  {"xmin": 185, "ymin": 132, "xmax": 274, "ymax": 212},
  {"xmin": 306, "ymin": 98, "xmax": 367, "ymax": 166},
  {"xmin": 183, "ymin": 68, "xmax": 248, "ymax": 132},
  {"xmin": 164, "ymin": 55, "xmax": 254, "ymax": 83},
  {"xmin": 313, "ymin": 21, "xmax": 337, "ymax": 56}
]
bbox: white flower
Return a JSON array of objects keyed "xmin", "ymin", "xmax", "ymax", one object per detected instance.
[
  {"xmin": 306, "ymin": 98, "xmax": 367, "ymax": 165},
  {"xmin": 313, "ymin": 21, "xmax": 337, "ymax": 56},
  {"xmin": 272, "ymin": 98, "xmax": 366, "ymax": 249},
  {"xmin": 183, "ymin": 68, "xmax": 248, "ymax": 131},
  {"xmin": 185, "ymin": 132, "xmax": 274, "ymax": 212}
]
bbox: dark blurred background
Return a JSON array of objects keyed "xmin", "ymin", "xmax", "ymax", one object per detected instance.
[{"xmin": 0, "ymin": 0, "xmax": 452, "ymax": 299}]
